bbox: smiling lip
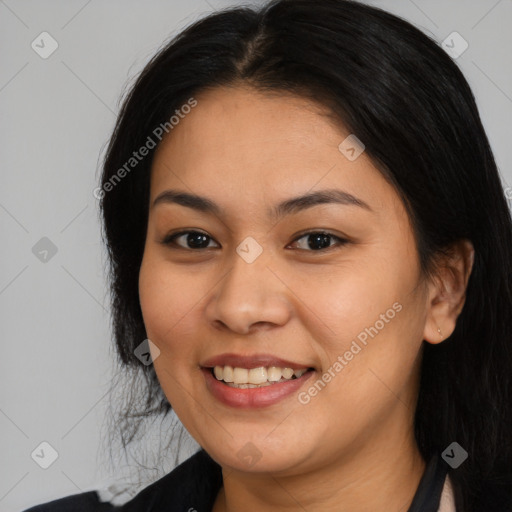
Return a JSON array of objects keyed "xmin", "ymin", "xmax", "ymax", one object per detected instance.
[
  {"xmin": 200, "ymin": 353, "xmax": 316, "ymax": 408},
  {"xmin": 202, "ymin": 367, "xmax": 314, "ymax": 408},
  {"xmin": 200, "ymin": 353, "xmax": 314, "ymax": 370}
]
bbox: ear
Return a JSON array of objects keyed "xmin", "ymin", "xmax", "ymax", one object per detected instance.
[{"xmin": 423, "ymin": 239, "xmax": 475, "ymax": 344}]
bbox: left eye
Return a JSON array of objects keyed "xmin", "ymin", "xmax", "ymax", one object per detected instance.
[
  {"xmin": 162, "ymin": 230, "xmax": 347, "ymax": 252},
  {"xmin": 288, "ymin": 231, "xmax": 348, "ymax": 251}
]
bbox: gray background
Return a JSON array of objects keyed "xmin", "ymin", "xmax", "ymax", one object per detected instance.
[{"xmin": 1, "ymin": 0, "xmax": 511, "ymax": 510}]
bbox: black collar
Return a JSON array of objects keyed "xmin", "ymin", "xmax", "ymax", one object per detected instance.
[{"xmin": 407, "ymin": 452, "xmax": 449, "ymax": 512}]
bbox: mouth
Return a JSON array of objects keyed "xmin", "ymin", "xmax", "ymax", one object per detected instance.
[{"xmin": 200, "ymin": 363, "xmax": 316, "ymax": 408}]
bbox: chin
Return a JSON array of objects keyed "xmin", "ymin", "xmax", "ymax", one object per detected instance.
[{"xmin": 206, "ymin": 438, "xmax": 311, "ymax": 474}]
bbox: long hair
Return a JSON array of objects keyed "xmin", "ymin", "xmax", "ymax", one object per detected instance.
[{"xmin": 98, "ymin": 1, "xmax": 512, "ymax": 509}]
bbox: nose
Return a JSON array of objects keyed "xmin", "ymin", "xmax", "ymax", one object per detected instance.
[{"xmin": 205, "ymin": 243, "xmax": 293, "ymax": 335}]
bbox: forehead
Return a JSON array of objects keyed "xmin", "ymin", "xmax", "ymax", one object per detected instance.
[{"xmin": 149, "ymin": 85, "xmax": 396, "ymax": 217}]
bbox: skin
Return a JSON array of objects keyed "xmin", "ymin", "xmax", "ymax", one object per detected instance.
[{"xmin": 138, "ymin": 84, "xmax": 474, "ymax": 512}]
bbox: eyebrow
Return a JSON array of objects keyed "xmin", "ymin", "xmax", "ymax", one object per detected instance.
[{"xmin": 151, "ymin": 188, "xmax": 373, "ymax": 219}]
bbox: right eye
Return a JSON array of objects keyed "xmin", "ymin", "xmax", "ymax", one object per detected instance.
[{"xmin": 161, "ymin": 230, "xmax": 220, "ymax": 250}]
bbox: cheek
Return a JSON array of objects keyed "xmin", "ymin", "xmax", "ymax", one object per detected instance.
[
  {"xmin": 138, "ymin": 257, "xmax": 201, "ymax": 415},
  {"xmin": 290, "ymin": 253, "xmax": 423, "ymax": 408},
  {"xmin": 138, "ymin": 256, "xmax": 197, "ymax": 359},
  {"xmin": 286, "ymin": 257, "xmax": 408, "ymax": 355}
]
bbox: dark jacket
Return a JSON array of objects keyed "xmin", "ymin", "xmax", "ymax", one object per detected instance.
[{"xmin": 22, "ymin": 448, "xmax": 452, "ymax": 512}]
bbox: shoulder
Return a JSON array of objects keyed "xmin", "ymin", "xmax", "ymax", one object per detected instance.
[
  {"xmin": 22, "ymin": 449, "xmax": 222, "ymax": 512},
  {"xmin": 22, "ymin": 490, "xmax": 113, "ymax": 512}
]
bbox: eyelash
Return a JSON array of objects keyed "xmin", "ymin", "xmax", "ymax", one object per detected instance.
[{"xmin": 161, "ymin": 230, "xmax": 349, "ymax": 253}]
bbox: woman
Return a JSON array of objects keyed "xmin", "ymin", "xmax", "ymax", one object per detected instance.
[{"xmin": 24, "ymin": 0, "xmax": 512, "ymax": 510}]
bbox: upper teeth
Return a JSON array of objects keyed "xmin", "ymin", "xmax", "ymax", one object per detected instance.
[{"xmin": 213, "ymin": 365, "xmax": 308, "ymax": 384}]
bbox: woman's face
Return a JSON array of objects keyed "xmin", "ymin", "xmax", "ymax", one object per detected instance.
[{"xmin": 138, "ymin": 85, "xmax": 432, "ymax": 474}]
